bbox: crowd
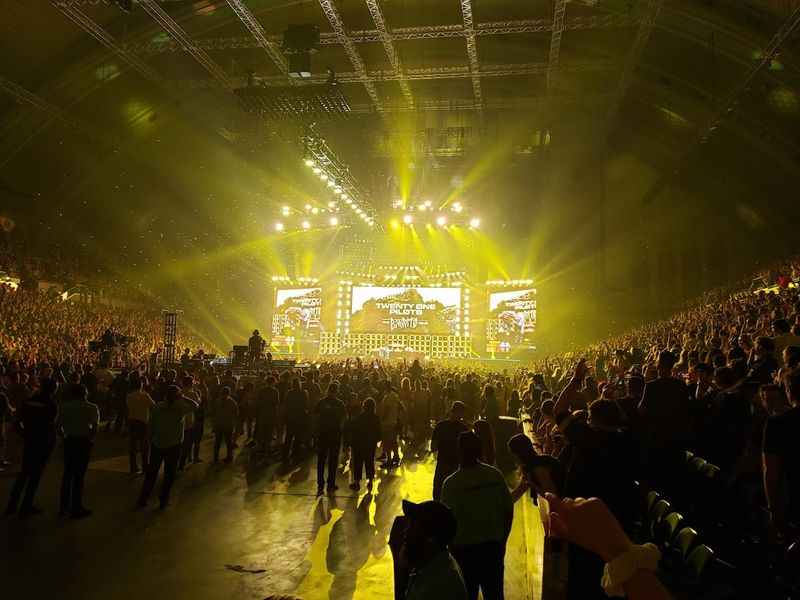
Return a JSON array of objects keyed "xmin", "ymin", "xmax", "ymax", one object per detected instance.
[{"xmin": 2, "ymin": 258, "xmax": 800, "ymax": 600}]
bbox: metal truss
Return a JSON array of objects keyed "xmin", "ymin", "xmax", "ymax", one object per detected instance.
[
  {"xmin": 138, "ymin": 0, "xmax": 233, "ymax": 90},
  {"xmin": 318, "ymin": 0, "xmax": 383, "ymax": 112},
  {"xmin": 345, "ymin": 93, "xmax": 611, "ymax": 114},
  {"xmin": 224, "ymin": 0, "xmax": 289, "ymax": 77},
  {"xmin": 365, "ymin": 0, "xmax": 413, "ymax": 109},
  {"xmin": 125, "ymin": 14, "xmax": 640, "ymax": 54},
  {"xmin": 547, "ymin": 0, "xmax": 568, "ymax": 93},
  {"xmin": 51, "ymin": 2, "xmax": 163, "ymax": 85},
  {"xmin": 0, "ymin": 76, "xmax": 107, "ymax": 145},
  {"xmin": 169, "ymin": 60, "xmax": 615, "ymax": 89},
  {"xmin": 459, "ymin": 0, "xmax": 483, "ymax": 109},
  {"xmin": 605, "ymin": 0, "xmax": 663, "ymax": 132}
]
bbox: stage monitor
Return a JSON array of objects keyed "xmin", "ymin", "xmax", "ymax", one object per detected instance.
[
  {"xmin": 350, "ymin": 286, "xmax": 461, "ymax": 334},
  {"xmin": 272, "ymin": 287, "xmax": 322, "ymax": 338},
  {"xmin": 486, "ymin": 288, "xmax": 536, "ymax": 352}
]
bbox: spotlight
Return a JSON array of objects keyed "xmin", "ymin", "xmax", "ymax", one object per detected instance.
[
  {"xmin": 436, "ymin": 215, "xmax": 447, "ymax": 226},
  {"xmin": 282, "ymin": 206, "xmax": 290, "ymax": 216},
  {"xmin": 469, "ymin": 217, "xmax": 480, "ymax": 228},
  {"xmin": 275, "ymin": 222, "xmax": 284, "ymax": 232},
  {"xmin": 302, "ymin": 220, "xmax": 311, "ymax": 230},
  {"xmin": 344, "ymin": 197, "xmax": 353, "ymax": 204},
  {"xmin": 304, "ymin": 159, "xmax": 314, "ymax": 167},
  {"xmin": 311, "ymin": 207, "xmax": 319, "ymax": 215},
  {"xmin": 328, "ymin": 201, "xmax": 337, "ymax": 208},
  {"xmin": 320, "ymin": 174, "xmax": 328, "ymax": 181},
  {"xmin": 418, "ymin": 204, "xmax": 427, "ymax": 211},
  {"xmin": 329, "ymin": 216, "xmax": 339, "ymax": 226},
  {"xmin": 312, "ymin": 167, "xmax": 322, "ymax": 174},
  {"xmin": 390, "ymin": 219, "xmax": 400, "ymax": 229},
  {"xmin": 304, "ymin": 203, "xmax": 312, "ymax": 211},
  {"xmin": 403, "ymin": 214, "xmax": 413, "ymax": 224},
  {"xmin": 453, "ymin": 204, "xmax": 463, "ymax": 213},
  {"xmin": 424, "ymin": 200, "xmax": 433, "ymax": 208}
]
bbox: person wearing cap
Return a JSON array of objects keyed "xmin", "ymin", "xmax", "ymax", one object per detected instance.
[
  {"xmin": 57, "ymin": 383, "xmax": 100, "ymax": 518},
  {"xmin": 398, "ymin": 499, "xmax": 467, "ymax": 600},
  {"xmin": 431, "ymin": 401, "xmax": 469, "ymax": 501},
  {"xmin": 441, "ymin": 431, "xmax": 513, "ymax": 600}
]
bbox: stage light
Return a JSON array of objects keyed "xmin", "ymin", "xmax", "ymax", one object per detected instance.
[
  {"xmin": 344, "ymin": 197, "xmax": 353, "ymax": 204},
  {"xmin": 274, "ymin": 222, "xmax": 284, "ymax": 232},
  {"xmin": 403, "ymin": 214, "xmax": 413, "ymax": 224},
  {"xmin": 304, "ymin": 203, "xmax": 312, "ymax": 212},
  {"xmin": 282, "ymin": 206, "xmax": 290, "ymax": 216},
  {"xmin": 436, "ymin": 215, "xmax": 447, "ymax": 226},
  {"xmin": 304, "ymin": 158, "xmax": 314, "ymax": 167},
  {"xmin": 425, "ymin": 200, "xmax": 432, "ymax": 208},
  {"xmin": 302, "ymin": 220, "xmax": 311, "ymax": 230},
  {"xmin": 311, "ymin": 207, "xmax": 319, "ymax": 215},
  {"xmin": 320, "ymin": 173, "xmax": 328, "ymax": 181},
  {"xmin": 329, "ymin": 216, "xmax": 339, "ymax": 226},
  {"xmin": 327, "ymin": 180, "xmax": 335, "ymax": 188},
  {"xmin": 390, "ymin": 219, "xmax": 400, "ymax": 229},
  {"xmin": 328, "ymin": 201, "xmax": 336, "ymax": 208},
  {"xmin": 469, "ymin": 217, "xmax": 480, "ymax": 228},
  {"xmin": 418, "ymin": 204, "xmax": 427, "ymax": 211},
  {"xmin": 341, "ymin": 194, "xmax": 349, "ymax": 201},
  {"xmin": 312, "ymin": 167, "xmax": 322, "ymax": 174},
  {"xmin": 453, "ymin": 202, "xmax": 463, "ymax": 213},
  {"xmin": 334, "ymin": 186, "xmax": 342, "ymax": 193}
]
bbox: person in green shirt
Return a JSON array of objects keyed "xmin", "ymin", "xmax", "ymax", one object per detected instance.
[
  {"xmin": 136, "ymin": 385, "xmax": 194, "ymax": 509},
  {"xmin": 441, "ymin": 431, "xmax": 514, "ymax": 600}
]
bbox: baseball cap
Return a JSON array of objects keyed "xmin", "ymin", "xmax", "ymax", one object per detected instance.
[{"xmin": 402, "ymin": 499, "xmax": 457, "ymax": 545}]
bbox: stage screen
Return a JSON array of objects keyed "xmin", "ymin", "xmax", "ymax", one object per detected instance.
[
  {"xmin": 350, "ymin": 286, "xmax": 461, "ymax": 334},
  {"xmin": 487, "ymin": 289, "xmax": 536, "ymax": 350},
  {"xmin": 272, "ymin": 287, "xmax": 322, "ymax": 337}
]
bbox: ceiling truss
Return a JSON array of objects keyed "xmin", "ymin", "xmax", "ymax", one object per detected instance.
[
  {"xmin": 223, "ymin": 0, "xmax": 289, "ymax": 78},
  {"xmin": 318, "ymin": 0, "xmax": 383, "ymax": 112},
  {"xmin": 459, "ymin": 0, "xmax": 483, "ymax": 110},
  {"xmin": 365, "ymin": 0, "xmax": 414, "ymax": 109},
  {"xmin": 546, "ymin": 0, "xmax": 568, "ymax": 93}
]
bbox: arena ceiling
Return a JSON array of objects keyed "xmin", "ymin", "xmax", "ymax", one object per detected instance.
[{"xmin": 1, "ymin": 2, "xmax": 800, "ymax": 310}]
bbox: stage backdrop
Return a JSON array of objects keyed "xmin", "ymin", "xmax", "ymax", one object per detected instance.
[
  {"xmin": 350, "ymin": 286, "xmax": 461, "ymax": 334},
  {"xmin": 486, "ymin": 288, "xmax": 537, "ymax": 351},
  {"xmin": 271, "ymin": 287, "xmax": 322, "ymax": 338}
]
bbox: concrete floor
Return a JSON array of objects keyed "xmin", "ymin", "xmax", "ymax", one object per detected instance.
[{"xmin": 0, "ymin": 433, "xmax": 543, "ymax": 600}]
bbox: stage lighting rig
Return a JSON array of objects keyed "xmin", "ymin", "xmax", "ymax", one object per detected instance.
[{"xmin": 282, "ymin": 24, "xmax": 320, "ymax": 79}]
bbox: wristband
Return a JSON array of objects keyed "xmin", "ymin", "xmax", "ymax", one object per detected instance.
[{"xmin": 601, "ymin": 543, "xmax": 661, "ymax": 597}]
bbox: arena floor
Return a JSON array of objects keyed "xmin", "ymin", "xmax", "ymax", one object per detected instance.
[{"xmin": 0, "ymin": 433, "xmax": 543, "ymax": 600}]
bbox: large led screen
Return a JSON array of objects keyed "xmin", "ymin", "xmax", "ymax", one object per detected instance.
[
  {"xmin": 350, "ymin": 286, "xmax": 461, "ymax": 334},
  {"xmin": 487, "ymin": 289, "xmax": 536, "ymax": 347},
  {"xmin": 272, "ymin": 287, "xmax": 322, "ymax": 337}
]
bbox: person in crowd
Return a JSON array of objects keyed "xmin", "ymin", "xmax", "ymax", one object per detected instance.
[
  {"xmin": 191, "ymin": 376, "xmax": 207, "ymax": 463},
  {"xmin": 763, "ymin": 370, "xmax": 800, "ymax": 538},
  {"xmin": 394, "ymin": 499, "xmax": 467, "ymax": 600},
  {"xmin": 637, "ymin": 351, "xmax": 691, "ymax": 487},
  {"xmin": 379, "ymin": 380, "xmax": 404, "ymax": 467},
  {"xmin": 349, "ymin": 397, "xmax": 381, "ymax": 491},
  {"xmin": 441, "ymin": 431, "xmax": 513, "ymax": 600},
  {"xmin": 507, "ymin": 389, "xmax": 521, "ymax": 417},
  {"xmin": 0, "ymin": 387, "xmax": 12, "ymax": 471},
  {"xmin": 481, "ymin": 384, "xmax": 500, "ymax": 423},
  {"xmin": 126, "ymin": 373, "xmax": 154, "ymax": 475},
  {"xmin": 507, "ymin": 433, "xmax": 561, "ymax": 501},
  {"xmin": 137, "ymin": 385, "xmax": 194, "ymax": 509},
  {"xmin": 284, "ymin": 377, "xmax": 308, "ymax": 463},
  {"xmin": 749, "ymin": 336, "xmax": 779, "ymax": 385},
  {"xmin": 772, "ymin": 319, "xmax": 800, "ymax": 366},
  {"xmin": 313, "ymin": 382, "xmax": 346, "ymax": 495},
  {"xmin": 431, "ymin": 401, "xmax": 469, "ymax": 501},
  {"xmin": 57, "ymin": 383, "xmax": 99, "ymax": 518},
  {"xmin": 178, "ymin": 375, "xmax": 200, "ymax": 470},
  {"xmin": 5, "ymin": 378, "xmax": 59, "ymax": 517},
  {"xmin": 472, "ymin": 419, "xmax": 496, "ymax": 466},
  {"xmin": 256, "ymin": 375, "xmax": 279, "ymax": 457},
  {"xmin": 213, "ymin": 386, "xmax": 239, "ymax": 464}
]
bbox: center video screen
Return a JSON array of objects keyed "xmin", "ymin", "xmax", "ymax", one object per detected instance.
[
  {"xmin": 272, "ymin": 287, "xmax": 322, "ymax": 338},
  {"xmin": 350, "ymin": 286, "xmax": 461, "ymax": 334},
  {"xmin": 487, "ymin": 289, "xmax": 537, "ymax": 347}
]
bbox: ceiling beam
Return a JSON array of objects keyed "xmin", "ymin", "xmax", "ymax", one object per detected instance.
[
  {"xmin": 317, "ymin": 0, "xmax": 383, "ymax": 112},
  {"xmin": 546, "ymin": 0, "xmax": 568, "ymax": 93},
  {"xmin": 169, "ymin": 60, "xmax": 616, "ymax": 89},
  {"xmin": 605, "ymin": 0, "xmax": 663, "ymax": 133},
  {"xmin": 459, "ymin": 0, "xmax": 483, "ymax": 110},
  {"xmin": 223, "ymin": 0, "xmax": 290, "ymax": 77},
  {"xmin": 125, "ymin": 14, "xmax": 641, "ymax": 54},
  {"xmin": 138, "ymin": 0, "xmax": 233, "ymax": 90},
  {"xmin": 51, "ymin": 2, "xmax": 163, "ymax": 85},
  {"xmin": 365, "ymin": 0, "xmax": 413, "ymax": 109}
]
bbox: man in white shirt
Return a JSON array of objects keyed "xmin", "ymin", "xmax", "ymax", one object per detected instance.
[
  {"xmin": 441, "ymin": 431, "xmax": 514, "ymax": 600},
  {"xmin": 126, "ymin": 374, "xmax": 154, "ymax": 474}
]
